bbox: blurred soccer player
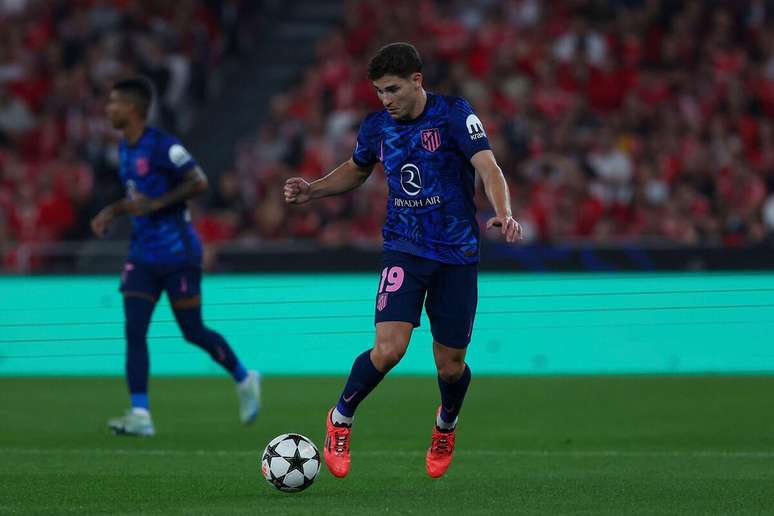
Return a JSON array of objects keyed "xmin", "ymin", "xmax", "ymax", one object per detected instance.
[
  {"xmin": 91, "ymin": 77, "xmax": 260, "ymax": 436},
  {"xmin": 284, "ymin": 43, "xmax": 520, "ymax": 477}
]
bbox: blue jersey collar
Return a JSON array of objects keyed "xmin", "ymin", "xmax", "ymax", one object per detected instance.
[{"xmin": 393, "ymin": 92, "xmax": 433, "ymax": 125}]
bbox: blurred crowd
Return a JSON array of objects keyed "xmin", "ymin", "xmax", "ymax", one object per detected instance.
[
  {"xmin": 0, "ymin": 0, "xmax": 256, "ymax": 269},
  {"xmin": 4, "ymin": 0, "xmax": 774, "ymax": 271},
  {"xmin": 211, "ymin": 0, "xmax": 774, "ymax": 252}
]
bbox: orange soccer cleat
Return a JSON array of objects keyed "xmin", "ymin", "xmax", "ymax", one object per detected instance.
[
  {"xmin": 323, "ymin": 407, "xmax": 352, "ymax": 478},
  {"xmin": 425, "ymin": 407, "xmax": 457, "ymax": 478}
]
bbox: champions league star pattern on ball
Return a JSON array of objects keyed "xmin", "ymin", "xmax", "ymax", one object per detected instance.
[
  {"xmin": 353, "ymin": 92, "xmax": 491, "ymax": 265},
  {"xmin": 261, "ymin": 433, "xmax": 321, "ymax": 492}
]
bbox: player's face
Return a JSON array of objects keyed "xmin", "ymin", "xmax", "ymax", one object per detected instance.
[
  {"xmin": 106, "ymin": 90, "xmax": 134, "ymax": 129},
  {"xmin": 373, "ymin": 73, "xmax": 423, "ymax": 120}
]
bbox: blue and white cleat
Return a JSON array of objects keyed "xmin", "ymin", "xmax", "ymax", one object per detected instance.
[
  {"xmin": 108, "ymin": 410, "xmax": 155, "ymax": 437},
  {"xmin": 237, "ymin": 370, "xmax": 261, "ymax": 425}
]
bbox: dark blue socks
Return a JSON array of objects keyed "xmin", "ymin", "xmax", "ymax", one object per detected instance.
[
  {"xmin": 124, "ymin": 295, "xmax": 248, "ymax": 414},
  {"xmin": 336, "ymin": 350, "xmax": 386, "ymax": 417},
  {"xmin": 124, "ymin": 296, "xmax": 155, "ymax": 408},
  {"xmin": 438, "ymin": 364, "xmax": 471, "ymax": 424}
]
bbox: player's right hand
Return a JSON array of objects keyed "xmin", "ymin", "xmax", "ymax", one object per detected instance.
[
  {"xmin": 90, "ymin": 208, "xmax": 113, "ymax": 238},
  {"xmin": 284, "ymin": 177, "xmax": 312, "ymax": 204},
  {"xmin": 486, "ymin": 215, "xmax": 522, "ymax": 243}
]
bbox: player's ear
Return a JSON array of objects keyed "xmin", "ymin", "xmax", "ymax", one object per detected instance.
[{"xmin": 410, "ymin": 72, "xmax": 422, "ymax": 89}]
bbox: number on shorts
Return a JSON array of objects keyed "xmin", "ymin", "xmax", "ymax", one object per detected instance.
[{"xmin": 378, "ymin": 266, "xmax": 405, "ymax": 293}]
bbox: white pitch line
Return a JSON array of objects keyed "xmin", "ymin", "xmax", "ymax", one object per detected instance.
[{"xmin": 2, "ymin": 448, "xmax": 774, "ymax": 459}]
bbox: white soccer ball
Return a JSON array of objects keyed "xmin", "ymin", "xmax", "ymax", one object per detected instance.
[{"xmin": 260, "ymin": 433, "xmax": 321, "ymax": 492}]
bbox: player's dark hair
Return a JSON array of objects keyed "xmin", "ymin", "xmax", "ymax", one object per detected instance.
[
  {"xmin": 367, "ymin": 42, "xmax": 422, "ymax": 81},
  {"xmin": 111, "ymin": 76, "xmax": 154, "ymax": 118}
]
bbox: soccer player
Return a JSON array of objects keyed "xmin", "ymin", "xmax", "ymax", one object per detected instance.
[
  {"xmin": 91, "ymin": 77, "xmax": 260, "ymax": 436},
  {"xmin": 283, "ymin": 43, "xmax": 521, "ymax": 478}
]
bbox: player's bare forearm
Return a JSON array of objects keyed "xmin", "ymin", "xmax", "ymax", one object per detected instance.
[
  {"xmin": 309, "ymin": 159, "xmax": 373, "ymax": 199},
  {"xmin": 91, "ymin": 198, "xmax": 130, "ymax": 237},
  {"xmin": 482, "ymin": 171, "xmax": 511, "ymax": 218},
  {"xmin": 481, "ymin": 167, "xmax": 511, "ymax": 217},
  {"xmin": 98, "ymin": 167, "xmax": 207, "ymax": 221},
  {"xmin": 146, "ymin": 166, "xmax": 208, "ymax": 211},
  {"xmin": 285, "ymin": 159, "xmax": 374, "ymax": 204},
  {"xmin": 473, "ymin": 151, "xmax": 512, "ymax": 218},
  {"xmin": 472, "ymin": 150, "xmax": 521, "ymax": 242},
  {"xmin": 98, "ymin": 199, "xmax": 131, "ymax": 219}
]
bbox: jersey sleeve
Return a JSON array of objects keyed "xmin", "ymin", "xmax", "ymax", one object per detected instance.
[
  {"xmin": 352, "ymin": 115, "xmax": 379, "ymax": 167},
  {"xmin": 448, "ymin": 98, "xmax": 491, "ymax": 160},
  {"xmin": 158, "ymin": 135, "xmax": 197, "ymax": 178}
]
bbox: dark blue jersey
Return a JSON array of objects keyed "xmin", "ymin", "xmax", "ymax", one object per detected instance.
[
  {"xmin": 118, "ymin": 127, "xmax": 203, "ymax": 265},
  {"xmin": 352, "ymin": 93, "xmax": 491, "ymax": 265}
]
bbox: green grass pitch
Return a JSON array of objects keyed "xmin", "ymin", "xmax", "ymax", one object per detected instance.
[{"xmin": 2, "ymin": 375, "xmax": 774, "ymax": 514}]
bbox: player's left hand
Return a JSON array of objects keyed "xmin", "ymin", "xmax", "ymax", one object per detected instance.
[
  {"xmin": 90, "ymin": 208, "xmax": 114, "ymax": 237},
  {"xmin": 125, "ymin": 194, "xmax": 162, "ymax": 216},
  {"xmin": 486, "ymin": 215, "xmax": 522, "ymax": 243}
]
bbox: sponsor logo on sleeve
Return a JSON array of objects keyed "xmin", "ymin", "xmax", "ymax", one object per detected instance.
[
  {"xmin": 465, "ymin": 114, "xmax": 486, "ymax": 140},
  {"xmin": 169, "ymin": 144, "xmax": 192, "ymax": 167}
]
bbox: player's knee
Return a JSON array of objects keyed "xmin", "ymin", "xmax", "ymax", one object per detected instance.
[
  {"xmin": 372, "ymin": 339, "xmax": 406, "ymax": 370},
  {"xmin": 437, "ymin": 359, "xmax": 466, "ymax": 383},
  {"xmin": 379, "ymin": 348, "xmax": 405, "ymax": 369}
]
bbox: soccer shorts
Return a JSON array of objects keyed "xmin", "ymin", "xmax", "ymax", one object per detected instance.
[
  {"xmin": 119, "ymin": 260, "xmax": 202, "ymax": 302},
  {"xmin": 373, "ymin": 250, "xmax": 478, "ymax": 348}
]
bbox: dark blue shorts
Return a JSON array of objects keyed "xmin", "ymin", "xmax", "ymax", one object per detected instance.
[
  {"xmin": 374, "ymin": 251, "xmax": 478, "ymax": 348},
  {"xmin": 119, "ymin": 260, "xmax": 202, "ymax": 302}
]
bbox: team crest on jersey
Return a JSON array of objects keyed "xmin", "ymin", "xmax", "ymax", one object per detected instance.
[
  {"xmin": 135, "ymin": 157, "xmax": 149, "ymax": 176},
  {"xmin": 377, "ymin": 292, "xmax": 389, "ymax": 311},
  {"xmin": 121, "ymin": 262, "xmax": 134, "ymax": 284},
  {"xmin": 421, "ymin": 128, "xmax": 441, "ymax": 152}
]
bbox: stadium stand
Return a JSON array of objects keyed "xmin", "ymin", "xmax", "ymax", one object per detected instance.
[{"xmin": 2, "ymin": 0, "xmax": 774, "ymax": 271}]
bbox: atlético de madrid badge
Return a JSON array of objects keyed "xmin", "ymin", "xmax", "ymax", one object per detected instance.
[
  {"xmin": 377, "ymin": 292, "xmax": 389, "ymax": 311},
  {"xmin": 421, "ymin": 128, "xmax": 441, "ymax": 152}
]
